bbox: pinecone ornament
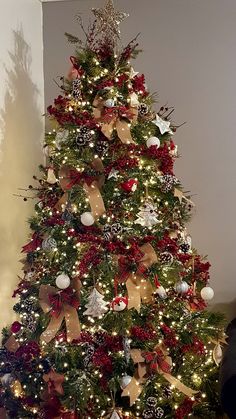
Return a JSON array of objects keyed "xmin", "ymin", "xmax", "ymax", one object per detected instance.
[
  {"xmin": 22, "ymin": 315, "xmax": 37, "ymax": 332},
  {"xmin": 146, "ymin": 397, "xmax": 157, "ymax": 408},
  {"xmin": 95, "ymin": 140, "xmax": 109, "ymax": 155},
  {"xmin": 160, "ymin": 174, "xmax": 178, "ymax": 193},
  {"xmin": 163, "ymin": 386, "xmax": 172, "ymax": 399},
  {"xmin": 75, "ymin": 125, "xmax": 93, "ymax": 147},
  {"xmin": 143, "ymin": 410, "xmax": 154, "ymax": 419},
  {"xmin": 72, "ymin": 78, "xmax": 81, "ymax": 99},
  {"xmin": 111, "ymin": 223, "xmax": 123, "ymax": 235},
  {"xmin": 21, "ymin": 297, "xmax": 37, "ymax": 313},
  {"xmin": 138, "ymin": 103, "xmax": 149, "ymax": 116},
  {"xmin": 154, "ymin": 407, "xmax": 164, "ymax": 418},
  {"xmin": 160, "ymin": 251, "xmax": 174, "ymax": 265},
  {"xmin": 103, "ymin": 224, "xmax": 112, "ymax": 241},
  {"xmin": 179, "ymin": 242, "xmax": 191, "ymax": 253}
]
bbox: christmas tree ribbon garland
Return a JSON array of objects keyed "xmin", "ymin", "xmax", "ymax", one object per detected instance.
[
  {"xmin": 93, "ymin": 96, "xmax": 138, "ymax": 144},
  {"xmin": 121, "ymin": 346, "xmax": 198, "ymax": 406},
  {"xmin": 56, "ymin": 158, "xmax": 106, "ymax": 219},
  {"xmin": 39, "ymin": 282, "xmax": 81, "ymax": 344},
  {"xmin": 116, "ymin": 243, "xmax": 157, "ymax": 312}
]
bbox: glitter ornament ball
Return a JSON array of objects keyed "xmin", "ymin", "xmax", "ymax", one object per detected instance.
[
  {"xmin": 146, "ymin": 136, "xmax": 160, "ymax": 149},
  {"xmin": 104, "ymin": 98, "xmax": 115, "ymax": 107},
  {"xmin": 80, "ymin": 212, "xmax": 95, "ymax": 226},
  {"xmin": 42, "ymin": 237, "xmax": 57, "ymax": 252},
  {"xmin": 1, "ymin": 374, "xmax": 14, "ymax": 387},
  {"xmin": 201, "ymin": 286, "xmax": 214, "ymax": 301},
  {"xmin": 120, "ymin": 375, "xmax": 132, "ymax": 389},
  {"xmin": 175, "ymin": 280, "xmax": 189, "ymax": 294},
  {"xmin": 55, "ymin": 273, "xmax": 70, "ymax": 289}
]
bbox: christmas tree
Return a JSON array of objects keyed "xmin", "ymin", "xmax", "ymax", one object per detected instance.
[{"xmin": 0, "ymin": 1, "xmax": 226, "ymax": 418}]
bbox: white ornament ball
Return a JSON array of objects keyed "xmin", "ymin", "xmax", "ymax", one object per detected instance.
[
  {"xmin": 201, "ymin": 286, "xmax": 214, "ymax": 301},
  {"xmin": 104, "ymin": 98, "xmax": 115, "ymax": 108},
  {"xmin": 1, "ymin": 373, "xmax": 14, "ymax": 387},
  {"xmin": 80, "ymin": 212, "xmax": 95, "ymax": 226},
  {"xmin": 120, "ymin": 375, "xmax": 132, "ymax": 390},
  {"xmin": 146, "ymin": 136, "xmax": 160, "ymax": 149},
  {"xmin": 56, "ymin": 273, "xmax": 70, "ymax": 289},
  {"xmin": 175, "ymin": 280, "xmax": 189, "ymax": 294}
]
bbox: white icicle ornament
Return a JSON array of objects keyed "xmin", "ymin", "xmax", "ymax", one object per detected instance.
[{"xmin": 213, "ymin": 342, "xmax": 223, "ymax": 366}]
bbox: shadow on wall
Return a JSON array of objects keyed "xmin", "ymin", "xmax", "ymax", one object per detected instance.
[{"xmin": 0, "ymin": 28, "xmax": 43, "ymax": 331}]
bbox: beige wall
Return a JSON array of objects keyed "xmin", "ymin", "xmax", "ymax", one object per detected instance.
[
  {"xmin": 42, "ymin": 0, "xmax": 236, "ymax": 319},
  {"xmin": 0, "ymin": 0, "xmax": 44, "ymax": 330}
]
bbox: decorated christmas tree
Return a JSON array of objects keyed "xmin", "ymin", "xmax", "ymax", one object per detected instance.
[{"xmin": 0, "ymin": 1, "xmax": 226, "ymax": 418}]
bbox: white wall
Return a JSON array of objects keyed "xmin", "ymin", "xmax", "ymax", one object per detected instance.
[
  {"xmin": 42, "ymin": 0, "xmax": 236, "ymax": 320},
  {"xmin": 0, "ymin": 0, "xmax": 44, "ymax": 329}
]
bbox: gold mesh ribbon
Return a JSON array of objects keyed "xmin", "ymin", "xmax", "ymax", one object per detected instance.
[
  {"xmin": 56, "ymin": 158, "xmax": 106, "ymax": 219},
  {"xmin": 121, "ymin": 346, "xmax": 198, "ymax": 406},
  {"xmin": 93, "ymin": 96, "xmax": 138, "ymax": 144},
  {"xmin": 39, "ymin": 281, "xmax": 81, "ymax": 344}
]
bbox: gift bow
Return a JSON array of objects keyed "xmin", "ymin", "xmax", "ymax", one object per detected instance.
[
  {"xmin": 121, "ymin": 346, "xmax": 198, "ymax": 406},
  {"xmin": 142, "ymin": 347, "xmax": 171, "ymax": 374},
  {"xmin": 116, "ymin": 243, "xmax": 157, "ymax": 312},
  {"xmin": 39, "ymin": 282, "xmax": 81, "ymax": 344},
  {"xmin": 49, "ymin": 288, "xmax": 79, "ymax": 318},
  {"xmin": 93, "ymin": 96, "xmax": 138, "ymax": 144},
  {"xmin": 55, "ymin": 158, "xmax": 106, "ymax": 219}
]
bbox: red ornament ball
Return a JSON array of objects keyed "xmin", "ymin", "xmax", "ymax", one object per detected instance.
[{"xmin": 11, "ymin": 321, "xmax": 22, "ymax": 334}]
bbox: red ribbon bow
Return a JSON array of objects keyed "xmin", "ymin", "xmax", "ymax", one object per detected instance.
[
  {"xmin": 102, "ymin": 106, "xmax": 135, "ymax": 123},
  {"xmin": 65, "ymin": 169, "xmax": 97, "ymax": 190},
  {"xmin": 117, "ymin": 245, "xmax": 145, "ymax": 282},
  {"xmin": 49, "ymin": 288, "xmax": 79, "ymax": 318},
  {"xmin": 142, "ymin": 348, "xmax": 171, "ymax": 374}
]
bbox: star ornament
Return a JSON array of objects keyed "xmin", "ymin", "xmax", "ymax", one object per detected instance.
[
  {"xmin": 152, "ymin": 114, "xmax": 173, "ymax": 135},
  {"xmin": 92, "ymin": 0, "xmax": 129, "ymax": 46}
]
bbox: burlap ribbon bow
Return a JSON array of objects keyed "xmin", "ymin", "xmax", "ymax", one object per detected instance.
[
  {"xmin": 116, "ymin": 243, "xmax": 157, "ymax": 312},
  {"xmin": 121, "ymin": 346, "xmax": 198, "ymax": 406},
  {"xmin": 39, "ymin": 281, "xmax": 81, "ymax": 344},
  {"xmin": 55, "ymin": 157, "xmax": 106, "ymax": 219},
  {"xmin": 93, "ymin": 96, "xmax": 138, "ymax": 144}
]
